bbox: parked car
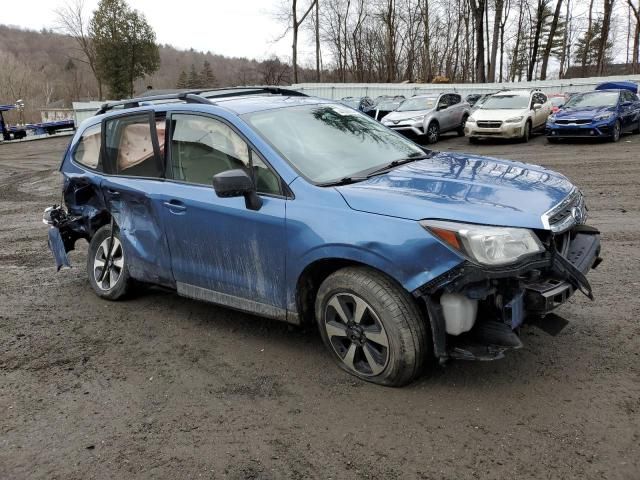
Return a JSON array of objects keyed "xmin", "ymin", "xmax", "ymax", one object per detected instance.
[
  {"xmin": 44, "ymin": 87, "xmax": 601, "ymax": 386},
  {"xmin": 381, "ymin": 93, "xmax": 470, "ymax": 143},
  {"xmin": 546, "ymin": 89, "xmax": 640, "ymax": 142},
  {"xmin": 465, "ymin": 89, "xmax": 552, "ymax": 142},
  {"xmin": 466, "ymin": 92, "xmax": 496, "ymax": 109},
  {"xmin": 548, "ymin": 94, "xmax": 568, "ymax": 113},
  {"xmin": 369, "ymin": 95, "xmax": 406, "ymax": 120},
  {"xmin": 339, "ymin": 96, "xmax": 376, "ymax": 115}
]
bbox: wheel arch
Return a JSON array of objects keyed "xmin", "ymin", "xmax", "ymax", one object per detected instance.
[{"xmin": 294, "ymin": 256, "xmax": 416, "ymax": 326}]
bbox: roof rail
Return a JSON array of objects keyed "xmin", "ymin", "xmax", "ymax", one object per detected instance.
[{"xmin": 95, "ymin": 86, "xmax": 307, "ymax": 115}]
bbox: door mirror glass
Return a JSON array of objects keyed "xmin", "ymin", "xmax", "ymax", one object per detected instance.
[
  {"xmin": 212, "ymin": 169, "xmax": 262, "ymax": 210},
  {"xmin": 437, "ymin": 102, "xmax": 448, "ymax": 110},
  {"xmin": 533, "ymin": 103, "xmax": 543, "ymax": 110}
]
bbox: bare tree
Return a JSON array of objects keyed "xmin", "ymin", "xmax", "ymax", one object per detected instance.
[
  {"xmin": 596, "ymin": 0, "xmax": 616, "ymax": 75},
  {"xmin": 54, "ymin": 0, "xmax": 102, "ymax": 100},
  {"xmin": 629, "ymin": 0, "xmax": 640, "ymax": 73},
  {"xmin": 470, "ymin": 0, "xmax": 487, "ymax": 82},
  {"xmin": 539, "ymin": 0, "xmax": 563, "ymax": 80}
]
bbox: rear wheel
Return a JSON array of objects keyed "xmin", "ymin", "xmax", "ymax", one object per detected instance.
[
  {"xmin": 610, "ymin": 120, "xmax": 621, "ymax": 142},
  {"xmin": 87, "ymin": 224, "xmax": 132, "ymax": 300},
  {"xmin": 315, "ymin": 267, "xmax": 430, "ymax": 386},
  {"xmin": 426, "ymin": 122, "xmax": 440, "ymax": 144}
]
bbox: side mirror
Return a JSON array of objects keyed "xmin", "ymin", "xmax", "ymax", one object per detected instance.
[
  {"xmin": 533, "ymin": 103, "xmax": 543, "ymax": 110},
  {"xmin": 621, "ymin": 101, "xmax": 632, "ymax": 107},
  {"xmin": 438, "ymin": 103, "xmax": 448, "ymax": 111},
  {"xmin": 212, "ymin": 169, "xmax": 262, "ymax": 211}
]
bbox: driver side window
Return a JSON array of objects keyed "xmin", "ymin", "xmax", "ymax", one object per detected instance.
[{"xmin": 168, "ymin": 114, "xmax": 282, "ymax": 195}]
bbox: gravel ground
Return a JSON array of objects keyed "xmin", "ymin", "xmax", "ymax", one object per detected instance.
[{"xmin": 1, "ymin": 132, "xmax": 639, "ymax": 480}]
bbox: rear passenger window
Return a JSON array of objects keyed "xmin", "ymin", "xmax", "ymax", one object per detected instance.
[
  {"xmin": 104, "ymin": 114, "xmax": 162, "ymax": 177},
  {"xmin": 449, "ymin": 94, "xmax": 461, "ymax": 105},
  {"xmin": 74, "ymin": 124, "xmax": 102, "ymax": 170},
  {"xmin": 169, "ymin": 114, "xmax": 282, "ymax": 195}
]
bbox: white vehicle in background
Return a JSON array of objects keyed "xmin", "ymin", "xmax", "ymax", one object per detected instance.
[
  {"xmin": 381, "ymin": 93, "xmax": 471, "ymax": 144},
  {"xmin": 465, "ymin": 90, "xmax": 552, "ymax": 143}
]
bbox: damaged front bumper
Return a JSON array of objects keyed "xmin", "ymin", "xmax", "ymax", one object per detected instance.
[{"xmin": 413, "ymin": 225, "xmax": 602, "ymax": 362}]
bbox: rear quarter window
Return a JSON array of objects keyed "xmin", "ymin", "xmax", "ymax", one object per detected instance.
[{"xmin": 73, "ymin": 124, "xmax": 102, "ymax": 170}]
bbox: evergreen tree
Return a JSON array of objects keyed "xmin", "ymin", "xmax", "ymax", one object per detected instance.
[
  {"xmin": 176, "ymin": 70, "xmax": 188, "ymax": 89},
  {"xmin": 90, "ymin": 0, "xmax": 160, "ymax": 99},
  {"xmin": 186, "ymin": 64, "xmax": 201, "ymax": 88},
  {"xmin": 200, "ymin": 60, "xmax": 218, "ymax": 87},
  {"xmin": 573, "ymin": 19, "xmax": 613, "ymax": 67}
]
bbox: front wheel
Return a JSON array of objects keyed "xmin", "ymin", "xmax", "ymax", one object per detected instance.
[
  {"xmin": 87, "ymin": 224, "xmax": 132, "ymax": 300},
  {"xmin": 457, "ymin": 115, "xmax": 468, "ymax": 136},
  {"xmin": 426, "ymin": 122, "xmax": 440, "ymax": 144},
  {"xmin": 521, "ymin": 121, "xmax": 532, "ymax": 143},
  {"xmin": 610, "ymin": 120, "xmax": 621, "ymax": 142},
  {"xmin": 315, "ymin": 267, "xmax": 431, "ymax": 386}
]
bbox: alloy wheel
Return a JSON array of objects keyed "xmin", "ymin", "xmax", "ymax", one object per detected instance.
[
  {"xmin": 612, "ymin": 121, "xmax": 621, "ymax": 142},
  {"xmin": 93, "ymin": 237, "xmax": 124, "ymax": 291},
  {"xmin": 323, "ymin": 292, "xmax": 390, "ymax": 376},
  {"xmin": 427, "ymin": 123, "xmax": 439, "ymax": 143}
]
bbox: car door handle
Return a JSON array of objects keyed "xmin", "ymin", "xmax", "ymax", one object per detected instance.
[
  {"xmin": 107, "ymin": 189, "xmax": 120, "ymax": 196},
  {"xmin": 163, "ymin": 200, "xmax": 187, "ymax": 212}
]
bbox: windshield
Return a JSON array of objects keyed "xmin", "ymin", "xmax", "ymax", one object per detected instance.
[
  {"xmin": 475, "ymin": 95, "xmax": 492, "ymax": 107},
  {"xmin": 377, "ymin": 99, "xmax": 403, "ymax": 110},
  {"xmin": 563, "ymin": 91, "xmax": 619, "ymax": 109},
  {"xmin": 244, "ymin": 104, "xmax": 425, "ymax": 184},
  {"xmin": 550, "ymin": 97, "xmax": 565, "ymax": 106},
  {"xmin": 397, "ymin": 97, "xmax": 437, "ymax": 112},
  {"xmin": 481, "ymin": 95, "xmax": 529, "ymax": 109}
]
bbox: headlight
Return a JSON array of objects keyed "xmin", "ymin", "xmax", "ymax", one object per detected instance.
[
  {"xmin": 466, "ymin": 116, "xmax": 476, "ymax": 123},
  {"xmin": 504, "ymin": 116, "xmax": 524, "ymax": 124},
  {"xmin": 594, "ymin": 112, "xmax": 614, "ymax": 121},
  {"xmin": 409, "ymin": 115, "xmax": 425, "ymax": 122},
  {"xmin": 547, "ymin": 115, "xmax": 556, "ymax": 123},
  {"xmin": 420, "ymin": 220, "xmax": 544, "ymax": 266}
]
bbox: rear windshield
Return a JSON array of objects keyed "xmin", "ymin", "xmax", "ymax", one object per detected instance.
[
  {"xmin": 244, "ymin": 104, "xmax": 424, "ymax": 184},
  {"xmin": 481, "ymin": 95, "xmax": 529, "ymax": 109}
]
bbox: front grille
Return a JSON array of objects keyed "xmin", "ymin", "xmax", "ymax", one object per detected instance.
[
  {"xmin": 477, "ymin": 121, "xmax": 502, "ymax": 128},
  {"xmin": 543, "ymin": 189, "xmax": 587, "ymax": 233},
  {"xmin": 555, "ymin": 119, "xmax": 591, "ymax": 125}
]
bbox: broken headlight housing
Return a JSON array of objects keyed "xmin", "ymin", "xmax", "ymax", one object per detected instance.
[{"xmin": 421, "ymin": 220, "xmax": 544, "ymax": 266}]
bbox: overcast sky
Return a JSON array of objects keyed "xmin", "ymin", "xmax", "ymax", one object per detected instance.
[{"xmin": 3, "ymin": 0, "xmax": 305, "ymax": 61}]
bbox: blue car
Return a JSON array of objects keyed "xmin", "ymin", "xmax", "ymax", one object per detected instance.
[
  {"xmin": 546, "ymin": 89, "xmax": 640, "ymax": 142},
  {"xmin": 44, "ymin": 87, "xmax": 602, "ymax": 386}
]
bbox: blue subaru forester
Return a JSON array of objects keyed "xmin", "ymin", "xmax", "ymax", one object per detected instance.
[{"xmin": 44, "ymin": 87, "xmax": 602, "ymax": 386}]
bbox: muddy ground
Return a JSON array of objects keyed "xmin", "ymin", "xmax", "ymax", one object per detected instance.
[{"xmin": 1, "ymin": 132, "xmax": 639, "ymax": 480}]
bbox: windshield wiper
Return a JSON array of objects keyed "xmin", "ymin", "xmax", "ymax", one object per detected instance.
[
  {"xmin": 361, "ymin": 153, "xmax": 432, "ymax": 178},
  {"xmin": 318, "ymin": 152, "xmax": 433, "ymax": 187}
]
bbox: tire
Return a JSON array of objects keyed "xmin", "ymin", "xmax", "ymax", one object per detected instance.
[
  {"xmin": 632, "ymin": 118, "xmax": 640, "ymax": 134},
  {"xmin": 521, "ymin": 121, "xmax": 532, "ymax": 143},
  {"xmin": 457, "ymin": 115, "xmax": 468, "ymax": 136},
  {"xmin": 426, "ymin": 121, "xmax": 440, "ymax": 144},
  {"xmin": 610, "ymin": 120, "xmax": 621, "ymax": 142},
  {"xmin": 315, "ymin": 266, "xmax": 431, "ymax": 386},
  {"xmin": 87, "ymin": 224, "xmax": 132, "ymax": 300}
]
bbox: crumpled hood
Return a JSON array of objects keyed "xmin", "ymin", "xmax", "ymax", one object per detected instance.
[
  {"xmin": 336, "ymin": 152, "xmax": 574, "ymax": 230},
  {"xmin": 472, "ymin": 108, "xmax": 529, "ymax": 121},
  {"xmin": 382, "ymin": 109, "xmax": 433, "ymax": 122},
  {"xmin": 554, "ymin": 105, "xmax": 616, "ymax": 120}
]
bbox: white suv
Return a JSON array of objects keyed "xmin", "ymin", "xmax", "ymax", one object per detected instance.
[{"xmin": 465, "ymin": 90, "xmax": 552, "ymax": 142}]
